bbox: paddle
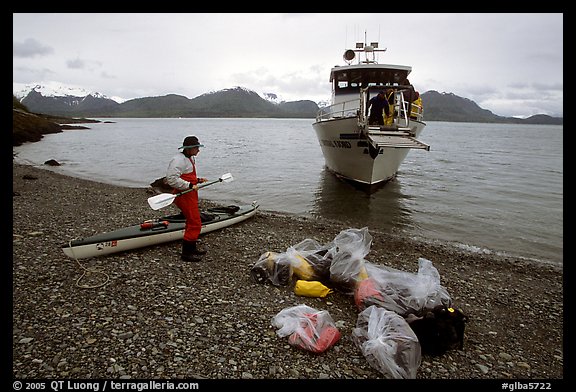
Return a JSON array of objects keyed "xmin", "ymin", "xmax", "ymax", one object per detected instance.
[{"xmin": 147, "ymin": 173, "xmax": 234, "ymax": 210}]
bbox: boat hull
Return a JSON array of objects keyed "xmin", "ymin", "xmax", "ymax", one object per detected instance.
[
  {"xmin": 62, "ymin": 202, "xmax": 259, "ymax": 259},
  {"xmin": 312, "ymin": 117, "xmax": 426, "ymax": 185}
]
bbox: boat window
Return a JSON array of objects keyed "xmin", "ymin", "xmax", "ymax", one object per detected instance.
[
  {"xmin": 335, "ymin": 71, "xmax": 348, "ymax": 81},
  {"xmin": 333, "ymin": 68, "xmax": 410, "ymax": 95},
  {"xmin": 350, "ymin": 71, "xmax": 362, "ymax": 84},
  {"xmin": 334, "ymin": 70, "xmax": 364, "ymax": 94}
]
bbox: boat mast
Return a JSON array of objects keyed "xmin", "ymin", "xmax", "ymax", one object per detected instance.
[{"xmin": 343, "ymin": 33, "xmax": 387, "ymax": 65}]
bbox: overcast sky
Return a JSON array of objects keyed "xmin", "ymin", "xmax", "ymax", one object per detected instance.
[{"xmin": 13, "ymin": 13, "xmax": 563, "ymax": 118}]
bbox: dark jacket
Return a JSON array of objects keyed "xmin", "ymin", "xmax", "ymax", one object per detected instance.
[{"xmin": 367, "ymin": 94, "xmax": 390, "ymax": 119}]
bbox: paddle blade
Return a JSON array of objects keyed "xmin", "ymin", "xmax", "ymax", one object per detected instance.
[
  {"xmin": 147, "ymin": 193, "xmax": 177, "ymax": 210},
  {"xmin": 220, "ymin": 173, "xmax": 234, "ymax": 183}
]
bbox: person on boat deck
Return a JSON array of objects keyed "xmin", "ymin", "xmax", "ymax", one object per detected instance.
[
  {"xmin": 402, "ymin": 79, "xmax": 415, "ymax": 99},
  {"xmin": 384, "ymin": 88, "xmax": 396, "ymax": 126},
  {"xmin": 367, "ymin": 91, "xmax": 390, "ymax": 125},
  {"xmin": 165, "ymin": 135, "xmax": 209, "ymax": 262},
  {"xmin": 402, "ymin": 79, "xmax": 417, "ymax": 118},
  {"xmin": 410, "ymin": 91, "xmax": 423, "ymax": 120}
]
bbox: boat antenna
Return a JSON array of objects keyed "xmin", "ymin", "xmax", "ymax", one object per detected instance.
[{"xmin": 342, "ymin": 29, "xmax": 387, "ymax": 64}]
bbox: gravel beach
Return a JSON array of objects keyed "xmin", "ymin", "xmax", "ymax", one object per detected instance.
[{"xmin": 12, "ymin": 162, "xmax": 564, "ymax": 383}]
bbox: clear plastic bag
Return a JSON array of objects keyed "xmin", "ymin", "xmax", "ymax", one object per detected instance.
[
  {"xmin": 250, "ymin": 251, "xmax": 292, "ymax": 286},
  {"xmin": 271, "ymin": 304, "xmax": 341, "ymax": 354},
  {"xmin": 252, "ymin": 239, "xmax": 334, "ymax": 285},
  {"xmin": 252, "ymin": 228, "xmax": 373, "ymax": 290},
  {"xmin": 354, "ymin": 258, "xmax": 452, "ymax": 316},
  {"xmin": 328, "ymin": 227, "xmax": 372, "ymax": 293},
  {"xmin": 284, "ymin": 238, "xmax": 333, "ymax": 281},
  {"xmin": 352, "ymin": 305, "xmax": 421, "ymax": 379}
]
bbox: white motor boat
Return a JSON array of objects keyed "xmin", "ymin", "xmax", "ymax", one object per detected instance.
[{"xmin": 312, "ymin": 40, "xmax": 429, "ymax": 189}]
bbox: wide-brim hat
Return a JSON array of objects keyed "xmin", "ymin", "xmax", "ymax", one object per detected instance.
[{"xmin": 179, "ymin": 135, "xmax": 204, "ymax": 150}]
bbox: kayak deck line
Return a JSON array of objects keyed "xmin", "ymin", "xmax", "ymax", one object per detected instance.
[{"xmin": 62, "ymin": 201, "xmax": 259, "ymax": 259}]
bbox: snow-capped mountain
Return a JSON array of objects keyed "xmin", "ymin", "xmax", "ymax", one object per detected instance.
[
  {"xmin": 13, "ymin": 82, "xmax": 320, "ymax": 118},
  {"xmin": 14, "ymin": 81, "xmax": 122, "ymax": 116},
  {"xmin": 259, "ymin": 91, "xmax": 284, "ymax": 104},
  {"xmin": 13, "ymin": 81, "xmax": 125, "ymax": 103},
  {"xmin": 13, "ymin": 81, "xmax": 321, "ymax": 108}
]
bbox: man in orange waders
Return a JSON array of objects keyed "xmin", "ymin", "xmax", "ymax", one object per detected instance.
[{"xmin": 165, "ymin": 136, "xmax": 208, "ymax": 262}]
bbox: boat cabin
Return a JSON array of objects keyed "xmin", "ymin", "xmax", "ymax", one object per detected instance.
[
  {"xmin": 330, "ymin": 42, "xmax": 412, "ymax": 106},
  {"xmin": 330, "ymin": 63, "xmax": 411, "ymax": 104}
]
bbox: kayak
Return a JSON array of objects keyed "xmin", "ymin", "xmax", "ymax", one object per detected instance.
[{"xmin": 62, "ymin": 201, "xmax": 259, "ymax": 259}]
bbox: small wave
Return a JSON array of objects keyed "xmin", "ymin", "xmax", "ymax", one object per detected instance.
[
  {"xmin": 408, "ymin": 234, "xmax": 562, "ymax": 271},
  {"xmin": 454, "ymin": 242, "xmax": 493, "ymax": 255}
]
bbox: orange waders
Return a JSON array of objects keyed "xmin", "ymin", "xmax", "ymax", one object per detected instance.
[{"xmin": 174, "ymin": 165, "xmax": 202, "ymax": 242}]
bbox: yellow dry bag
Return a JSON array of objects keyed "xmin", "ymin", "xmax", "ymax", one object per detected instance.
[{"xmin": 294, "ymin": 280, "xmax": 333, "ymax": 298}]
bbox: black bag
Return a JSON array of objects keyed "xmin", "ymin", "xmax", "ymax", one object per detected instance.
[{"xmin": 407, "ymin": 304, "xmax": 468, "ymax": 356}]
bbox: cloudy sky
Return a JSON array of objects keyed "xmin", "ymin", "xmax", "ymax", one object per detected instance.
[{"xmin": 13, "ymin": 13, "xmax": 563, "ymax": 118}]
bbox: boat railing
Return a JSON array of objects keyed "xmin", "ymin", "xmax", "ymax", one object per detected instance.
[
  {"xmin": 316, "ymin": 99, "xmax": 360, "ymax": 122},
  {"xmin": 316, "ymin": 85, "xmax": 424, "ymax": 125},
  {"xmin": 396, "ymin": 91, "xmax": 410, "ymax": 126},
  {"xmin": 359, "ymin": 86, "xmax": 423, "ymax": 129}
]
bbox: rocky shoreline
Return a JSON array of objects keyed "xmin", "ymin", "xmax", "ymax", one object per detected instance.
[{"xmin": 12, "ymin": 162, "xmax": 564, "ymax": 383}]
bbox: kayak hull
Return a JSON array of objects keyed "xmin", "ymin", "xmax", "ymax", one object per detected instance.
[{"xmin": 62, "ymin": 202, "xmax": 259, "ymax": 259}]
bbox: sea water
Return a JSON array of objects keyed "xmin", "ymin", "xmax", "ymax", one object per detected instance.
[{"xmin": 13, "ymin": 118, "xmax": 563, "ymax": 267}]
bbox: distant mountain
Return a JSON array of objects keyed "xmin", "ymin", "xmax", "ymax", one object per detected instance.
[
  {"xmin": 13, "ymin": 82, "xmax": 121, "ymax": 102},
  {"xmin": 520, "ymin": 114, "xmax": 564, "ymax": 125},
  {"xmin": 16, "ymin": 85, "xmax": 318, "ymax": 119},
  {"xmin": 108, "ymin": 94, "xmax": 190, "ymax": 117},
  {"xmin": 185, "ymin": 87, "xmax": 293, "ymax": 117},
  {"xmin": 21, "ymin": 89, "xmax": 120, "ymax": 117},
  {"xmin": 421, "ymin": 91, "xmax": 563, "ymax": 125},
  {"xmin": 13, "ymin": 83, "xmax": 562, "ymax": 125}
]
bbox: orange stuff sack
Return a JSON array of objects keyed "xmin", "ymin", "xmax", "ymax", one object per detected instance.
[
  {"xmin": 355, "ymin": 277, "xmax": 386, "ymax": 311},
  {"xmin": 287, "ymin": 312, "xmax": 341, "ymax": 354}
]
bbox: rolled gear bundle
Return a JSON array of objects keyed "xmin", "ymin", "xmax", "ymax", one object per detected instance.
[
  {"xmin": 290, "ymin": 254, "xmax": 316, "ymax": 280},
  {"xmin": 355, "ymin": 258, "xmax": 452, "ymax": 316},
  {"xmin": 250, "ymin": 251, "xmax": 292, "ymax": 286},
  {"xmin": 328, "ymin": 227, "xmax": 372, "ymax": 294},
  {"xmin": 284, "ymin": 238, "xmax": 333, "ymax": 281},
  {"xmin": 352, "ymin": 305, "xmax": 421, "ymax": 379},
  {"xmin": 271, "ymin": 304, "xmax": 341, "ymax": 354}
]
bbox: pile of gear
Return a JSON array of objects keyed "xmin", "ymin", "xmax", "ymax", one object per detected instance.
[{"xmin": 251, "ymin": 227, "xmax": 468, "ymax": 379}]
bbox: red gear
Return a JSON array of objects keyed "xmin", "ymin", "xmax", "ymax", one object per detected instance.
[
  {"xmin": 287, "ymin": 313, "xmax": 341, "ymax": 354},
  {"xmin": 174, "ymin": 164, "xmax": 201, "ymax": 242}
]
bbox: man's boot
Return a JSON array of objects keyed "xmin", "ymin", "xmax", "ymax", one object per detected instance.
[
  {"xmin": 181, "ymin": 240, "xmax": 201, "ymax": 262},
  {"xmin": 190, "ymin": 241, "xmax": 207, "ymax": 256}
]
